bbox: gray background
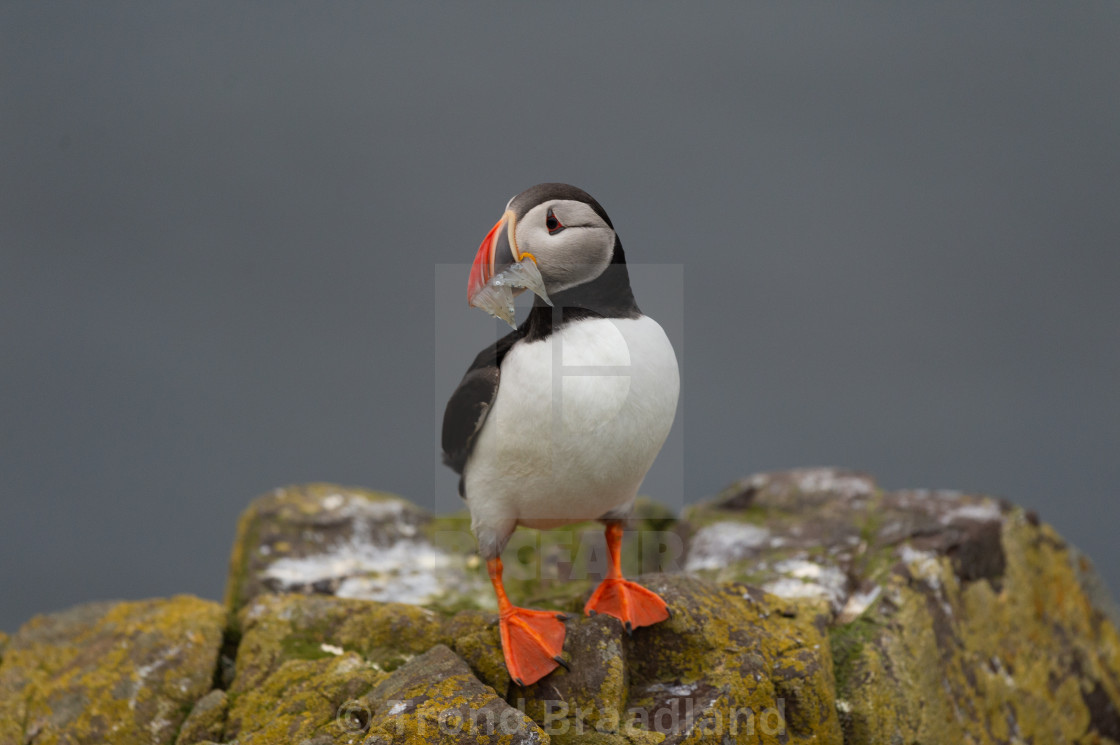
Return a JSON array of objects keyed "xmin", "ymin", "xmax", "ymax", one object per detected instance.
[{"xmin": 2, "ymin": 3, "xmax": 1117, "ymax": 633}]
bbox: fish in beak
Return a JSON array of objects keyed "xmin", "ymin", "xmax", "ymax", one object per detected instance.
[{"xmin": 468, "ymin": 210, "xmax": 551, "ymax": 327}]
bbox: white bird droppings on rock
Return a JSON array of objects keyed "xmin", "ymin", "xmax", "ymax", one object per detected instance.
[
  {"xmin": 940, "ymin": 501, "xmax": 1003, "ymax": 525},
  {"xmin": 837, "ymin": 585, "xmax": 882, "ymax": 624},
  {"xmin": 763, "ymin": 559, "xmax": 848, "ymax": 611},
  {"xmin": 763, "ymin": 578, "xmax": 831, "ymax": 602},
  {"xmin": 898, "ymin": 544, "xmax": 939, "ymax": 573},
  {"xmin": 795, "ymin": 469, "xmax": 875, "ymax": 499},
  {"xmin": 684, "ymin": 522, "xmax": 771, "ymax": 571},
  {"xmin": 898, "ymin": 544, "xmax": 953, "ymax": 616},
  {"xmin": 261, "ymin": 535, "xmax": 465, "ymax": 605},
  {"xmin": 645, "ymin": 681, "xmax": 698, "ymax": 697}
]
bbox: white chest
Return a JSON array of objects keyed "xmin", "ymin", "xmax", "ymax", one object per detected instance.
[{"xmin": 464, "ymin": 316, "xmax": 679, "ymax": 529}]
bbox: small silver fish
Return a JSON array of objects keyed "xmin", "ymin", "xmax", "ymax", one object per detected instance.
[{"xmin": 469, "ymin": 260, "xmax": 552, "ymax": 328}]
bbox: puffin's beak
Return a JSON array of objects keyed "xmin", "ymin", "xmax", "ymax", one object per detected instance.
[{"xmin": 468, "ymin": 210, "xmax": 518, "ymax": 305}]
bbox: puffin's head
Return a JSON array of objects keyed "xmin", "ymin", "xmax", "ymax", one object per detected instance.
[{"xmin": 468, "ymin": 183, "xmax": 617, "ymax": 313}]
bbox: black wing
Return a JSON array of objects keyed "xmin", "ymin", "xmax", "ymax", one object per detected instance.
[{"xmin": 441, "ymin": 328, "xmax": 523, "ymax": 496}]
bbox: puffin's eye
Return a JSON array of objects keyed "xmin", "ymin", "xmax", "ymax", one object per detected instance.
[{"xmin": 546, "ymin": 208, "xmax": 564, "ymax": 235}]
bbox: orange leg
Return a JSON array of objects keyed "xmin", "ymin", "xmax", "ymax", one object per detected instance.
[
  {"xmin": 488, "ymin": 557, "xmax": 569, "ymax": 687},
  {"xmin": 584, "ymin": 522, "xmax": 670, "ymax": 633}
]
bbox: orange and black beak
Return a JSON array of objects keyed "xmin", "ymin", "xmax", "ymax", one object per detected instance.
[{"xmin": 468, "ymin": 210, "xmax": 519, "ymax": 306}]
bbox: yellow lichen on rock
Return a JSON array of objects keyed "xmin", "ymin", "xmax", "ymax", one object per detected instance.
[
  {"xmin": 0, "ymin": 596, "xmax": 224, "ymax": 745},
  {"xmin": 229, "ymin": 593, "xmax": 448, "ymax": 696},
  {"xmin": 620, "ymin": 575, "xmax": 842, "ymax": 745},
  {"xmin": 835, "ymin": 510, "xmax": 1120, "ymax": 745},
  {"xmin": 358, "ymin": 644, "xmax": 548, "ymax": 743},
  {"xmin": 226, "ymin": 653, "xmax": 384, "ymax": 744},
  {"xmin": 444, "ymin": 609, "xmax": 509, "ymax": 696},
  {"xmin": 175, "ymin": 689, "xmax": 228, "ymax": 745},
  {"xmin": 214, "ymin": 579, "xmax": 840, "ymax": 744},
  {"xmin": 5, "ymin": 470, "xmax": 1120, "ymax": 744}
]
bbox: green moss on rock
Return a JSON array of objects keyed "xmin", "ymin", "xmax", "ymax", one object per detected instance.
[{"xmin": 826, "ymin": 613, "xmax": 880, "ymax": 697}]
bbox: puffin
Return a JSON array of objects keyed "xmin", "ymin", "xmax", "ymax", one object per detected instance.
[{"xmin": 442, "ymin": 183, "xmax": 680, "ymax": 686}]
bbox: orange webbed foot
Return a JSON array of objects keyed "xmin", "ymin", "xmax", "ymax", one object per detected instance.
[
  {"xmin": 499, "ymin": 606, "xmax": 569, "ymax": 687},
  {"xmin": 584, "ymin": 577, "xmax": 670, "ymax": 634}
]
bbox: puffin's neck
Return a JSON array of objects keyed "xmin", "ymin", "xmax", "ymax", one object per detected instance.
[{"xmin": 522, "ymin": 238, "xmax": 641, "ymax": 341}]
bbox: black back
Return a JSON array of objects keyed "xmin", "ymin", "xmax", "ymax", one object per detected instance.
[{"xmin": 441, "ymin": 327, "xmax": 522, "ymax": 492}]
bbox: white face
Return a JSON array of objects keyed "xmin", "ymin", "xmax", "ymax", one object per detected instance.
[{"xmin": 513, "ymin": 199, "xmax": 616, "ymax": 295}]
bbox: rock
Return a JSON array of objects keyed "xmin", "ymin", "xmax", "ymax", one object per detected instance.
[
  {"xmin": 684, "ymin": 467, "xmax": 1120, "ymax": 744},
  {"xmin": 229, "ymin": 593, "xmax": 448, "ymax": 696},
  {"xmin": 682, "ymin": 468, "xmax": 877, "ymax": 611},
  {"xmin": 219, "ymin": 583, "xmax": 836, "ymax": 743},
  {"xmin": 225, "ymin": 592, "xmax": 542, "ymax": 743},
  {"xmin": 625, "ymin": 575, "xmax": 838, "ymax": 744},
  {"xmin": 225, "ymin": 651, "xmax": 384, "ymax": 744},
  {"xmin": 225, "ymin": 484, "xmax": 680, "ymax": 619},
  {"xmin": 223, "ymin": 593, "xmax": 548, "ymax": 744},
  {"xmin": 682, "ymin": 468, "xmax": 1024, "ymax": 614},
  {"xmin": 224, "ymin": 483, "xmax": 488, "ymax": 619},
  {"xmin": 518, "ymin": 612, "xmax": 628, "ymax": 735},
  {"xmin": 520, "ymin": 574, "xmax": 839, "ymax": 744},
  {"xmin": 0, "ymin": 595, "xmax": 225, "ymax": 745},
  {"xmin": 3, "ymin": 469, "xmax": 1120, "ymax": 744},
  {"xmin": 443, "ymin": 609, "xmax": 509, "ymax": 697},
  {"xmin": 833, "ymin": 514, "xmax": 1120, "ymax": 744},
  {"xmin": 360, "ymin": 644, "xmax": 545, "ymax": 743},
  {"xmin": 176, "ymin": 689, "xmax": 227, "ymax": 745}
]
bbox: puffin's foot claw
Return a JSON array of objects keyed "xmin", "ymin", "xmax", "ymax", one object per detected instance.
[
  {"xmin": 584, "ymin": 578, "xmax": 670, "ymax": 631},
  {"xmin": 500, "ymin": 606, "xmax": 568, "ymax": 687},
  {"xmin": 553, "ymin": 654, "xmax": 570, "ymax": 671}
]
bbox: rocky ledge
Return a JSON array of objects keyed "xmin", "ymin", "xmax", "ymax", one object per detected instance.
[{"xmin": 2, "ymin": 469, "xmax": 1119, "ymax": 744}]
